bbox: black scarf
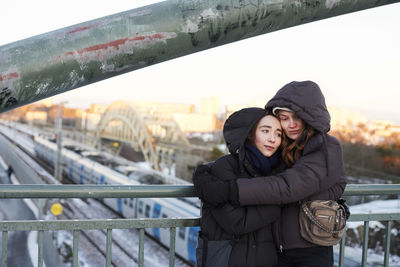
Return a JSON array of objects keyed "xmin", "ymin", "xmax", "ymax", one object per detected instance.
[{"xmin": 245, "ymin": 143, "xmax": 281, "ymax": 176}]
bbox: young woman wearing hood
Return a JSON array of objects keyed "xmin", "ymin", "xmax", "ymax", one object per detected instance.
[
  {"xmin": 195, "ymin": 107, "xmax": 284, "ymax": 267},
  {"xmin": 193, "ymin": 81, "xmax": 347, "ymax": 267}
]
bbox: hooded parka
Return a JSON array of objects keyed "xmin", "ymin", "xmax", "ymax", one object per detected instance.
[
  {"xmin": 197, "ymin": 108, "xmax": 283, "ymax": 267},
  {"xmin": 236, "ymin": 81, "xmax": 347, "ymax": 251}
]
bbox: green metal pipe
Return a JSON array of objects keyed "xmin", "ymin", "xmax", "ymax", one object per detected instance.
[
  {"xmin": 348, "ymin": 213, "xmax": 400, "ymax": 222},
  {"xmin": 0, "ymin": 183, "xmax": 398, "ymax": 198},
  {"xmin": 169, "ymin": 227, "xmax": 176, "ymax": 267},
  {"xmin": 361, "ymin": 221, "xmax": 369, "ymax": 267},
  {"xmin": 139, "ymin": 228, "xmax": 145, "ymax": 267},
  {"xmin": 0, "ymin": 184, "xmax": 195, "ymax": 198},
  {"xmin": 106, "ymin": 229, "xmax": 113, "ymax": 267},
  {"xmin": 339, "ymin": 230, "xmax": 346, "ymax": 267},
  {"xmin": 72, "ymin": 230, "xmax": 79, "ymax": 267},
  {"xmin": 342, "ymin": 184, "xmax": 400, "ymax": 196},
  {"xmin": 2, "ymin": 231, "xmax": 8, "ymax": 267},
  {"xmin": 0, "ymin": 217, "xmax": 200, "ymax": 231},
  {"xmin": 0, "ymin": 0, "xmax": 399, "ymax": 112},
  {"xmin": 38, "ymin": 230, "xmax": 44, "ymax": 267},
  {"xmin": 384, "ymin": 221, "xmax": 392, "ymax": 267}
]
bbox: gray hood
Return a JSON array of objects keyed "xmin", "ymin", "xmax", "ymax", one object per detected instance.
[
  {"xmin": 223, "ymin": 107, "xmax": 267, "ymax": 158},
  {"xmin": 266, "ymin": 81, "xmax": 330, "ymax": 133}
]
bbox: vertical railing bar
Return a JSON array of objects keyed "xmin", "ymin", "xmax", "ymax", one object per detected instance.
[
  {"xmin": 106, "ymin": 229, "xmax": 112, "ymax": 267},
  {"xmin": 169, "ymin": 227, "xmax": 176, "ymax": 267},
  {"xmin": 2, "ymin": 231, "xmax": 8, "ymax": 267},
  {"xmin": 73, "ymin": 230, "xmax": 79, "ymax": 267},
  {"xmin": 338, "ymin": 227, "xmax": 346, "ymax": 267},
  {"xmin": 361, "ymin": 221, "xmax": 369, "ymax": 267},
  {"xmin": 383, "ymin": 221, "xmax": 392, "ymax": 267},
  {"xmin": 139, "ymin": 228, "xmax": 145, "ymax": 267},
  {"xmin": 38, "ymin": 230, "xmax": 44, "ymax": 267}
]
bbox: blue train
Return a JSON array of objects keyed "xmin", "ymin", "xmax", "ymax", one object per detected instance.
[{"xmin": 33, "ymin": 136, "xmax": 200, "ymax": 265}]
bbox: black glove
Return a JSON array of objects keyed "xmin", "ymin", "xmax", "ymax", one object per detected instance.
[
  {"xmin": 337, "ymin": 198, "xmax": 350, "ymax": 220},
  {"xmin": 193, "ymin": 164, "xmax": 239, "ymax": 207}
]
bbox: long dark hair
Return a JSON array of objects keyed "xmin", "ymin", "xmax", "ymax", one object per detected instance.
[
  {"xmin": 247, "ymin": 117, "xmax": 262, "ymax": 144},
  {"xmin": 281, "ymin": 122, "xmax": 315, "ymax": 167}
]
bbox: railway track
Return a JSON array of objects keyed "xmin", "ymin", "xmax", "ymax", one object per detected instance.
[
  {"xmin": 56, "ymin": 198, "xmax": 190, "ymax": 267},
  {"xmin": 0, "ymin": 126, "xmax": 192, "ymax": 266},
  {"xmin": 60, "ymin": 198, "xmax": 140, "ymax": 266}
]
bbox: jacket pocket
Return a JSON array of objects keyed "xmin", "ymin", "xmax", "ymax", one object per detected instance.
[{"xmin": 196, "ymin": 235, "xmax": 232, "ymax": 267}]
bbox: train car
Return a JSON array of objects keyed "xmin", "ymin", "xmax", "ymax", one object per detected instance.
[{"xmin": 33, "ymin": 136, "xmax": 200, "ymax": 265}]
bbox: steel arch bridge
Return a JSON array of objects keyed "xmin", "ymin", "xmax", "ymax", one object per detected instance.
[{"xmin": 96, "ymin": 100, "xmax": 189, "ymax": 171}]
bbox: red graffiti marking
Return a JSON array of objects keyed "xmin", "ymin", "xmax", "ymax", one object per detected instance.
[
  {"xmin": 66, "ymin": 23, "xmax": 100, "ymax": 34},
  {"xmin": 60, "ymin": 32, "xmax": 176, "ymax": 66},
  {"xmin": 0, "ymin": 72, "xmax": 19, "ymax": 82},
  {"xmin": 65, "ymin": 33, "xmax": 168, "ymax": 56},
  {"xmin": 79, "ymin": 38, "xmax": 130, "ymax": 54}
]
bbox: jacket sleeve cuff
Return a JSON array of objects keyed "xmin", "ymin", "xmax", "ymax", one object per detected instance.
[{"xmin": 229, "ymin": 180, "xmax": 240, "ymax": 206}]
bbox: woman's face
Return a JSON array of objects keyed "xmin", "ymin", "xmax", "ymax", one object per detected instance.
[
  {"xmin": 253, "ymin": 115, "xmax": 282, "ymax": 157},
  {"xmin": 277, "ymin": 110, "xmax": 305, "ymax": 140}
]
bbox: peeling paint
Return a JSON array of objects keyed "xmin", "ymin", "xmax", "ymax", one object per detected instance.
[
  {"xmin": 63, "ymin": 32, "xmax": 177, "ymax": 65},
  {"xmin": 326, "ymin": 0, "xmax": 341, "ymax": 8},
  {"xmin": 35, "ymin": 83, "xmax": 50, "ymax": 95},
  {"xmin": 66, "ymin": 23, "xmax": 101, "ymax": 34},
  {"xmin": 128, "ymin": 9, "xmax": 153, "ymax": 18},
  {"xmin": 182, "ymin": 19, "xmax": 199, "ymax": 33},
  {"xmin": 0, "ymin": 72, "xmax": 19, "ymax": 96},
  {"xmin": 182, "ymin": 8, "xmax": 220, "ymax": 34},
  {"xmin": 293, "ymin": 1, "xmax": 302, "ymax": 7},
  {"xmin": 200, "ymin": 8, "xmax": 218, "ymax": 20},
  {"xmin": 0, "ymin": 72, "xmax": 18, "ymax": 108},
  {"xmin": 0, "ymin": 72, "xmax": 19, "ymax": 82}
]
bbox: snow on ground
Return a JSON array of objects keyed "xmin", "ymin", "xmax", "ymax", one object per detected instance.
[
  {"xmin": 0, "ymin": 123, "xmax": 35, "ymax": 154},
  {"xmin": 336, "ymin": 199, "xmax": 400, "ymax": 266},
  {"xmin": 348, "ymin": 199, "xmax": 400, "ymax": 230},
  {"xmin": 334, "ymin": 244, "xmax": 400, "ymax": 267},
  {"xmin": 350, "ymin": 199, "xmax": 400, "ymax": 214},
  {"xmin": 8, "ymin": 173, "xmax": 46, "ymax": 267}
]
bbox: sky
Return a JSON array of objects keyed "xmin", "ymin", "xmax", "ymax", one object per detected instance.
[{"xmin": 1, "ymin": 1, "xmax": 400, "ymax": 124}]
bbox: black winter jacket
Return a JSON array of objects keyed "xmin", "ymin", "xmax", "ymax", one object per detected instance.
[
  {"xmin": 198, "ymin": 108, "xmax": 282, "ymax": 267},
  {"xmin": 236, "ymin": 81, "xmax": 347, "ymax": 250}
]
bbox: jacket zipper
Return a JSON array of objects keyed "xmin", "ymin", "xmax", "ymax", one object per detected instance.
[{"xmin": 278, "ymin": 209, "xmax": 284, "ymax": 253}]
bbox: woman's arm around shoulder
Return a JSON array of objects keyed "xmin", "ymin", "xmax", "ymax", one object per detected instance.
[{"xmin": 237, "ymin": 134, "xmax": 345, "ymax": 205}]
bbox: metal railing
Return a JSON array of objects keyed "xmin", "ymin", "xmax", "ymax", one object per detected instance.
[
  {"xmin": 0, "ymin": 184, "xmax": 399, "ymax": 267},
  {"xmin": 340, "ymin": 184, "xmax": 400, "ymax": 267}
]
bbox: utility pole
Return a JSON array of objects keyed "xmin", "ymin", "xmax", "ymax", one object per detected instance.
[{"xmin": 54, "ymin": 102, "xmax": 67, "ymax": 181}]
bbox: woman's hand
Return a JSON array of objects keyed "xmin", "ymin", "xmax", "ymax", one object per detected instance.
[{"xmin": 193, "ymin": 164, "xmax": 238, "ymax": 207}]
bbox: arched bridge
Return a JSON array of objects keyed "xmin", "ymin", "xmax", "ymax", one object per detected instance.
[{"xmin": 96, "ymin": 100, "xmax": 190, "ymax": 171}]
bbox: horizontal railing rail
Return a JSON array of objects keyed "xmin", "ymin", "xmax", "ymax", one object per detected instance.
[
  {"xmin": 0, "ymin": 218, "xmax": 200, "ymax": 232},
  {"xmin": 0, "ymin": 184, "xmax": 399, "ymax": 267},
  {"xmin": 0, "ymin": 183, "xmax": 399, "ymax": 198}
]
